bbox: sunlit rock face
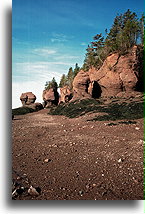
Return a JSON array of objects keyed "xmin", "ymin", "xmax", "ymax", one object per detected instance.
[
  {"xmin": 72, "ymin": 46, "xmax": 143, "ymax": 100},
  {"xmin": 59, "ymin": 86, "xmax": 72, "ymax": 103},
  {"xmin": 20, "ymin": 92, "xmax": 36, "ymax": 106},
  {"xmin": 42, "ymin": 88, "xmax": 59, "ymax": 107}
]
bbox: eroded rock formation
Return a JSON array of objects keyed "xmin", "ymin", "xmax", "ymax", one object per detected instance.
[
  {"xmin": 72, "ymin": 70, "xmax": 91, "ymax": 100},
  {"xmin": 42, "ymin": 88, "xmax": 59, "ymax": 107},
  {"xmin": 59, "ymin": 86, "xmax": 72, "ymax": 103},
  {"xmin": 20, "ymin": 92, "xmax": 36, "ymax": 106},
  {"xmin": 72, "ymin": 46, "xmax": 143, "ymax": 100}
]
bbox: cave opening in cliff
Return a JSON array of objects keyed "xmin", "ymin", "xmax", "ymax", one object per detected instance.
[
  {"xmin": 135, "ymin": 79, "xmax": 144, "ymax": 92},
  {"xmin": 92, "ymin": 81, "xmax": 102, "ymax": 98}
]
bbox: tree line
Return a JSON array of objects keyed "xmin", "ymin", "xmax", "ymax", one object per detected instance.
[
  {"xmin": 45, "ymin": 63, "xmax": 80, "ymax": 91},
  {"xmin": 45, "ymin": 9, "xmax": 144, "ymax": 91},
  {"xmin": 83, "ymin": 9, "xmax": 144, "ymax": 70}
]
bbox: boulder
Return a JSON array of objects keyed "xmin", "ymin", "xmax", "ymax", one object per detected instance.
[
  {"xmin": 20, "ymin": 92, "xmax": 36, "ymax": 106},
  {"xmin": 59, "ymin": 86, "xmax": 72, "ymax": 103},
  {"xmin": 42, "ymin": 88, "xmax": 59, "ymax": 107}
]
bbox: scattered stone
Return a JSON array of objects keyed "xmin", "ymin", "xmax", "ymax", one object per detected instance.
[
  {"xmin": 44, "ymin": 158, "xmax": 52, "ymax": 163},
  {"xmin": 16, "ymin": 187, "xmax": 25, "ymax": 195},
  {"xmin": 118, "ymin": 158, "xmax": 122, "ymax": 163},
  {"xmin": 138, "ymin": 140, "xmax": 143, "ymax": 144},
  {"xmin": 28, "ymin": 186, "xmax": 41, "ymax": 196},
  {"xmin": 12, "ymin": 186, "xmax": 25, "ymax": 197},
  {"xmin": 86, "ymin": 184, "xmax": 90, "ymax": 189},
  {"xmin": 135, "ymin": 127, "xmax": 140, "ymax": 130},
  {"xmin": 12, "ymin": 189, "xmax": 17, "ymax": 197},
  {"xmin": 79, "ymin": 190, "xmax": 84, "ymax": 196},
  {"xmin": 60, "ymin": 187, "xmax": 66, "ymax": 191},
  {"xmin": 16, "ymin": 176, "xmax": 21, "ymax": 180},
  {"xmin": 132, "ymin": 177, "xmax": 138, "ymax": 183},
  {"xmin": 82, "ymin": 125, "xmax": 86, "ymax": 129},
  {"xmin": 44, "ymin": 159, "xmax": 49, "ymax": 163}
]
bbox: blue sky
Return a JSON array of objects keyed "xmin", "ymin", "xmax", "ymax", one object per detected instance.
[{"xmin": 12, "ymin": 0, "xmax": 143, "ymax": 108}]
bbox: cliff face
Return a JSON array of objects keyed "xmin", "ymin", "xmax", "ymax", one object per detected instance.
[
  {"xmin": 72, "ymin": 70, "xmax": 91, "ymax": 100},
  {"xmin": 72, "ymin": 45, "xmax": 143, "ymax": 100}
]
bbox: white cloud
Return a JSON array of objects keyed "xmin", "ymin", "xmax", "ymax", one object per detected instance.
[
  {"xmin": 13, "ymin": 61, "xmax": 71, "ymax": 79},
  {"xmin": 55, "ymin": 55, "xmax": 79, "ymax": 60},
  {"xmin": 81, "ymin": 42, "xmax": 87, "ymax": 46},
  {"xmin": 33, "ymin": 48, "xmax": 57, "ymax": 55},
  {"xmin": 51, "ymin": 38, "xmax": 67, "ymax": 43},
  {"xmin": 51, "ymin": 33, "xmax": 69, "ymax": 43}
]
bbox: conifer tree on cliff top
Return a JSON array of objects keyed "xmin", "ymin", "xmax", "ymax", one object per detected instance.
[
  {"xmin": 74, "ymin": 63, "xmax": 80, "ymax": 77},
  {"xmin": 83, "ymin": 9, "xmax": 144, "ymax": 70},
  {"xmin": 105, "ymin": 9, "xmax": 141, "ymax": 52},
  {"xmin": 45, "ymin": 77, "xmax": 58, "ymax": 91},
  {"xmin": 59, "ymin": 74, "xmax": 67, "ymax": 88},
  {"xmin": 66, "ymin": 67, "xmax": 74, "ymax": 90}
]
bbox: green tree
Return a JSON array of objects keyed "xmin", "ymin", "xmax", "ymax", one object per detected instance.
[
  {"xmin": 74, "ymin": 63, "xmax": 80, "ymax": 77},
  {"xmin": 83, "ymin": 34, "xmax": 106, "ymax": 70},
  {"xmin": 83, "ymin": 45, "xmax": 96, "ymax": 70},
  {"xmin": 83, "ymin": 10, "xmax": 143, "ymax": 70},
  {"xmin": 59, "ymin": 74, "xmax": 67, "ymax": 88},
  {"xmin": 45, "ymin": 77, "xmax": 58, "ymax": 91},
  {"xmin": 66, "ymin": 67, "xmax": 74, "ymax": 89},
  {"xmin": 91, "ymin": 33, "xmax": 107, "ymax": 65},
  {"xmin": 122, "ymin": 10, "xmax": 140, "ymax": 48},
  {"xmin": 105, "ymin": 14, "xmax": 123, "ymax": 52},
  {"xmin": 139, "ymin": 14, "xmax": 144, "ymax": 45},
  {"xmin": 105, "ymin": 9, "xmax": 141, "ymax": 53}
]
